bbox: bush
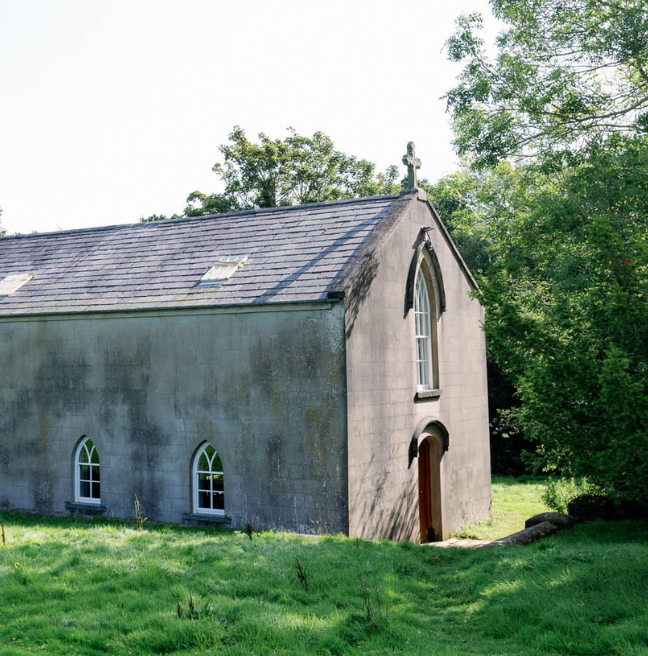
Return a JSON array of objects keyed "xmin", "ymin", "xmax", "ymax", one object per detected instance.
[{"xmin": 541, "ymin": 478, "xmax": 604, "ymax": 514}]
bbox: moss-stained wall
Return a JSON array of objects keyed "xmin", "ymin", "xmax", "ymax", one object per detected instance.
[
  {"xmin": 345, "ymin": 196, "xmax": 491, "ymax": 541},
  {"xmin": 0, "ymin": 303, "xmax": 348, "ymax": 534}
]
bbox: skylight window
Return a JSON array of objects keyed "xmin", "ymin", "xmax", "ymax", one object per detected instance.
[
  {"xmin": 0, "ymin": 272, "xmax": 35, "ymax": 297},
  {"xmin": 199, "ymin": 256, "xmax": 248, "ymax": 287}
]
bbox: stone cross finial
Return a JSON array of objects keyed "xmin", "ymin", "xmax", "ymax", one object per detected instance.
[{"xmin": 402, "ymin": 141, "xmax": 421, "ymax": 190}]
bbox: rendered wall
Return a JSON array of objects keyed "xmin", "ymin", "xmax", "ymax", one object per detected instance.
[
  {"xmin": 345, "ymin": 196, "xmax": 491, "ymax": 541},
  {"xmin": 0, "ymin": 303, "xmax": 348, "ymax": 534}
]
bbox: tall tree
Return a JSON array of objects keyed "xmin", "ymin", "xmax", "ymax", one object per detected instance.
[
  {"xmin": 478, "ymin": 139, "xmax": 648, "ymax": 499},
  {"xmin": 444, "ymin": 1, "xmax": 648, "ymax": 502},
  {"xmin": 427, "ymin": 169, "xmax": 532, "ymax": 475},
  {"xmin": 184, "ymin": 126, "xmax": 402, "ymax": 216},
  {"xmin": 446, "ymin": 0, "xmax": 648, "ymax": 168}
]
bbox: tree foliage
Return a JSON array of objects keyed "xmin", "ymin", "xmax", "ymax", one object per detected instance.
[
  {"xmin": 427, "ymin": 169, "xmax": 533, "ymax": 474},
  {"xmin": 444, "ymin": 1, "xmax": 648, "ymax": 501},
  {"xmin": 446, "ymin": 0, "xmax": 648, "ymax": 168},
  {"xmin": 184, "ymin": 126, "xmax": 402, "ymax": 217},
  {"xmin": 477, "ymin": 138, "xmax": 648, "ymax": 500},
  {"xmin": 425, "ymin": 171, "xmax": 494, "ymax": 275}
]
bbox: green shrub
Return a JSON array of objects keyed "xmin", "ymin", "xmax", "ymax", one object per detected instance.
[{"xmin": 542, "ymin": 477, "xmax": 603, "ymax": 513}]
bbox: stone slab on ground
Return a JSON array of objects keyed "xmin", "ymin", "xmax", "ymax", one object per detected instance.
[
  {"xmin": 428, "ymin": 520, "xmax": 560, "ymax": 549},
  {"xmin": 485, "ymin": 521, "xmax": 558, "ymax": 548},
  {"xmin": 427, "ymin": 537, "xmax": 492, "ymax": 549},
  {"xmin": 525, "ymin": 512, "xmax": 576, "ymax": 530}
]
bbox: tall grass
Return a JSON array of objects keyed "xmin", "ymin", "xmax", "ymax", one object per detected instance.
[{"xmin": 1, "ymin": 484, "xmax": 647, "ymax": 655}]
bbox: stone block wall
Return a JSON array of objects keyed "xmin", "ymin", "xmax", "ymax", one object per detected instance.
[
  {"xmin": 345, "ymin": 196, "xmax": 491, "ymax": 541},
  {"xmin": 0, "ymin": 302, "xmax": 348, "ymax": 534}
]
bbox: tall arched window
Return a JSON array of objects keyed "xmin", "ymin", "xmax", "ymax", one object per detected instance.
[
  {"xmin": 193, "ymin": 443, "xmax": 224, "ymax": 515},
  {"xmin": 75, "ymin": 437, "xmax": 101, "ymax": 504},
  {"xmin": 415, "ymin": 271, "xmax": 436, "ymax": 390}
]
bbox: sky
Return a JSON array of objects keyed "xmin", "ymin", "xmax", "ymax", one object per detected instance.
[{"xmin": 0, "ymin": 0, "xmax": 499, "ymax": 235}]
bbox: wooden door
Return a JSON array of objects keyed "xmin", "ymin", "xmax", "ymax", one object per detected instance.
[
  {"xmin": 418, "ymin": 437, "xmax": 442, "ymax": 542},
  {"xmin": 418, "ymin": 440, "xmax": 432, "ymax": 542}
]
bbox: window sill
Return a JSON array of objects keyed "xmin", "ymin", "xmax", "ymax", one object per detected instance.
[
  {"xmin": 183, "ymin": 513, "xmax": 232, "ymax": 526},
  {"xmin": 415, "ymin": 388, "xmax": 442, "ymax": 401},
  {"xmin": 65, "ymin": 501, "xmax": 106, "ymax": 515}
]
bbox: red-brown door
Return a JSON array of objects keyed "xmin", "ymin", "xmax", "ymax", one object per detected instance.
[
  {"xmin": 418, "ymin": 440, "xmax": 432, "ymax": 542},
  {"xmin": 418, "ymin": 437, "xmax": 442, "ymax": 543}
]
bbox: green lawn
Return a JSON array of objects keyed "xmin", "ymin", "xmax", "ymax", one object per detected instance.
[
  {"xmin": 1, "ymin": 480, "xmax": 647, "ymax": 655},
  {"xmin": 453, "ymin": 476, "xmax": 552, "ymax": 541}
]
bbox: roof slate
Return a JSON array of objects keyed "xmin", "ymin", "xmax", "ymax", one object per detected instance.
[{"xmin": 0, "ymin": 195, "xmax": 403, "ymax": 316}]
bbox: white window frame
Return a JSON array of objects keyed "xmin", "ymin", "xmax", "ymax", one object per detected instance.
[
  {"xmin": 193, "ymin": 443, "xmax": 225, "ymax": 516},
  {"xmin": 75, "ymin": 436, "xmax": 101, "ymax": 505},
  {"xmin": 415, "ymin": 272, "xmax": 435, "ymax": 390}
]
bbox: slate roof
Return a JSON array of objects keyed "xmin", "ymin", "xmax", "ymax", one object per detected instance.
[{"xmin": 0, "ymin": 195, "xmax": 407, "ymax": 316}]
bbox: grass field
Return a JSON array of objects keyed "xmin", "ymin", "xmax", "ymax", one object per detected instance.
[
  {"xmin": 452, "ymin": 476, "xmax": 552, "ymax": 541},
  {"xmin": 1, "ymin": 479, "xmax": 647, "ymax": 655}
]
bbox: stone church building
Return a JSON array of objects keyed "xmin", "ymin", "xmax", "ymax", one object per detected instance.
[{"xmin": 0, "ymin": 158, "xmax": 490, "ymax": 542}]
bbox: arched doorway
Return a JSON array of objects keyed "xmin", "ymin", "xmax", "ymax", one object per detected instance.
[{"xmin": 418, "ymin": 436, "xmax": 443, "ymax": 542}]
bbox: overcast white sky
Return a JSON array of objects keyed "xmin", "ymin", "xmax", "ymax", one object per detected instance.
[{"xmin": 0, "ymin": 0, "xmax": 498, "ymax": 235}]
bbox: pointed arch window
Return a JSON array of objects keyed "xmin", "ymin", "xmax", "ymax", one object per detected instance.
[
  {"xmin": 75, "ymin": 437, "xmax": 101, "ymax": 504},
  {"xmin": 414, "ymin": 271, "xmax": 437, "ymax": 390},
  {"xmin": 193, "ymin": 443, "xmax": 224, "ymax": 515}
]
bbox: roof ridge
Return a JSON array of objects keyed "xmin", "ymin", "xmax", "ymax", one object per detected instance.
[
  {"xmin": 0, "ymin": 193, "xmax": 404, "ymax": 315},
  {"xmin": 1, "ymin": 194, "xmax": 401, "ymax": 242}
]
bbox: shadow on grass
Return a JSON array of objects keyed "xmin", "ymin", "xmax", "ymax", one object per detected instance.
[
  {"xmin": 462, "ymin": 520, "xmax": 648, "ymax": 655},
  {"xmin": 1, "ymin": 509, "xmax": 648, "ymax": 655},
  {"xmin": 0, "ymin": 509, "xmax": 231, "ymax": 537}
]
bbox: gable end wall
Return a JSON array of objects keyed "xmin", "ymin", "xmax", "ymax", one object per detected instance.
[{"xmin": 344, "ymin": 197, "xmax": 491, "ymax": 541}]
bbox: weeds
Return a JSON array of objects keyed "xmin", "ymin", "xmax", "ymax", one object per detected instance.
[
  {"xmin": 176, "ymin": 594, "xmax": 214, "ymax": 621},
  {"xmin": 134, "ymin": 495, "xmax": 147, "ymax": 531},
  {"xmin": 188, "ymin": 594, "xmax": 199, "ymax": 619},
  {"xmin": 176, "ymin": 595, "xmax": 197, "ymax": 620},
  {"xmin": 359, "ymin": 577, "xmax": 387, "ymax": 628},
  {"xmin": 1, "ymin": 523, "xmax": 5, "ymax": 545},
  {"xmin": 295, "ymin": 557, "xmax": 308, "ymax": 590}
]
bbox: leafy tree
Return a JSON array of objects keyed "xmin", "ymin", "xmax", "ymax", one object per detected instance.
[
  {"xmin": 478, "ymin": 138, "xmax": 648, "ymax": 500},
  {"xmin": 184, "ymin": 126, "xmax": 402, "ymax": 216},
  {"xmin": 444, "ymin": 1, "xmax": 648, "ymax": 502},
  {"xmin": 446, "ymin": 0, "xmax": 648, "ymax": 168},
  {"xmin": 425, "ymin": 170, "xmax": 494, "ymax": 275},
  {"xmin": 428, "ymin": 166, "xmax": 533, "ymax": 475}
]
